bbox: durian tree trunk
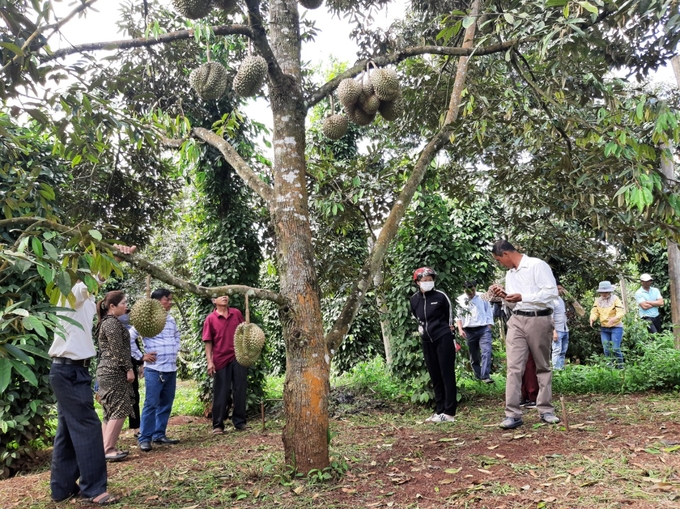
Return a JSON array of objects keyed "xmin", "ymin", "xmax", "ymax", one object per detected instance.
[{"xmin": 266, "ymin": 0, "xmax": 330, "ymax": 470}]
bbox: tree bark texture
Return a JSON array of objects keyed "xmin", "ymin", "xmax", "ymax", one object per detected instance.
[
  {"xmin": 267, "ymin": 0, "xmax": 330, "ymax": 470},
  {"xmin": 660, "ymin": 145, "xmax": 680, "ymax": 348}
]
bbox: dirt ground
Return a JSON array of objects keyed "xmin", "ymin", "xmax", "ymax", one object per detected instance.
[{"xmin": 1, "ymin": 393, "xmax": 680, "ymax": 508}]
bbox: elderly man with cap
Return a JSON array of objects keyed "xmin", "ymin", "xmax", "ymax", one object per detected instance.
[
  {"xmin": 635, "ymin": 274, "xmax": 664, "ymax": 334},
  {"xmin": 456, "ymin": 280, "xmax": 495, "ymax": 384}
]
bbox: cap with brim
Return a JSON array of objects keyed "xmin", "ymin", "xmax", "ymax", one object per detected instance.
[
  {"xmin": 640, "ymin": 273, "xmax": 653, "ymax": 282},
  {"xmin": 596, "ymin": 281, "xmax": 616, "ymax": 293}
]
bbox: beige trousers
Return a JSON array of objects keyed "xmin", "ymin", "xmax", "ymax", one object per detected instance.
[{"xmin": 505, "ymin": 314, "xmax": 555, "ymax": 418}]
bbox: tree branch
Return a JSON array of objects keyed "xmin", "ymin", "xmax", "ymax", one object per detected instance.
[
  {"xmin": 1, "ymin": 0, "xmax": 100, "ymax": 71},
  {"xmin": 324, "ymin": 0, "xmax": 483, "ymax": 351},
  {"xmin": 307, "ymin": 38, "xmax": 521, "ymax": 108},
  {"xmin": 243, "ymin": 0, "xmax": 287, "ymax": 88},
  {"xmin": 43, "ymin": 24, "xmax": 254, "ymax": 61},
  {"xmin": 0, "ymin": 217, "xmax": 289, "ymax": 306},
  {"xmin": 190, "ymin": 127, "xmax": 274, "ymax": 205}
]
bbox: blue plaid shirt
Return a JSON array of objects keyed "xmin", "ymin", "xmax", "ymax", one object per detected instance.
[{"xmin": 130, "ymin": 315, "xmax": 180, "ymax": 373}]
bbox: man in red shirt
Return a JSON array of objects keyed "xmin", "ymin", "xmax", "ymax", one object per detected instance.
[{"xmin": 202, "ymin": 295, "xmax": 247, "ymax": 433}]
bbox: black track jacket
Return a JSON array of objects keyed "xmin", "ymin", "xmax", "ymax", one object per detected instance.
[{"xmin": 410, "ymin": 289, "xmax": 454, "ymax": 342}]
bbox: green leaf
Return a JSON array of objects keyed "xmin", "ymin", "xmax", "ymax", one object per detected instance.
[
  {"xmin": 9, "ymin": 359, "xmax": 38, "ymax": 387},
  {"xmin": 503, "ymin": 13, "xmax": 514, "ymax": 24},
  {"xmin": 43, "ymin": 241, "xmax": 59, "ymax": 260},
  {"xmin": 14, "ymin": 342, "xmax": 51, "ymax": 360},
  {"xmin": 545, "ymin": 0, "xmax": 568, "ymax": 6},
  {"xmin": 3, "ymin": 343, "xmax": 32, "ymax": 364},
  {"xmin": 578, "ymin": 1, "xmax": 599, "ymax": 14},
  {"xmin": 0, "ymin": 42, "xmax": 25, "ymax": 56},
  {"xmin": 22, "ymin": 315, "xmax": 49, "ymax": 339},
  {"xmin": 0, "ymin": 358, "xmax": 11, "ymax": 393},
  {"xmin": 462, "ymin": 16, "xmax": 475, "ymax": 28},
  {"xmin": 57, "ymin": 271, "xmax": 72, "ymax": 297},
  {"xmin": 31, "ymin": 237, "xmax": 43, "ymax": 257},
  {"xmin": 88, "ymin": 230, "xmax": 102, "ymax": 241}
]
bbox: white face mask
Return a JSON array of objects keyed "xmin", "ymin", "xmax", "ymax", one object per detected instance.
[{"xmin": 420, "ymin": 281, "xmax": 435, "ymax": 292}]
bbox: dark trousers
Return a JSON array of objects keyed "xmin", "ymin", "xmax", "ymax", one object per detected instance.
[
  {"xmin": 521, "ymin": 352, "xmax": 539, "ymax": 403},
  {"xmin": 129, "ymin": 359, "xmax": 141, "ymax": 429},
  {"xmin": 465, "ymin": 325, "xmax": 493, "ymax": 380},
  {"xmin": 421, "ymin": 332, "xmax": 458, "ymax": 416},
  {"xmin": 643, "ymin": 316, "xmax": 662, "ymax": 334},
  {"xmin": 212, "ymin": 361, "xmax": 248, "ymax": 430},
  {"xmin": 49, "ymin": 362, "xmax": 107, "ymax": 501}
]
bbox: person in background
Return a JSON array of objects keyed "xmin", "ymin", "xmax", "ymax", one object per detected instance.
[
  {"xmin": 48, "ymin": 281, "xmax": 115, "ymax": 505},
  {"xmin": 551, "ymin": 281, "xmax": 570, "ymax": 369},
  {"xmin": 95, "ymin": 291, "xmax": 134, "ymax": 463},
  {"xmin": 410, "ymin": 267, "xmax": 458, "ymax": 423},
  {"xmin": 491, "ymin": 240, "xmax": 560, "ymax": 429},
  {"xmin": 635, "ymin": 273, "xmax": 664, "ymax": 334},
  {"xmin": 202, "ymin": 295, "xmax": 248, "ymax": 433},
  {"xmin": 131, "ymin": 289, "xmax": 181, "ymax": 452},
  {"xmin": 590, "ymin": 281, "xmax": 625, "ymax": 368},
  {"xmin": 456, "ymin": 280, "xmax": 495, "ymax": 384}
]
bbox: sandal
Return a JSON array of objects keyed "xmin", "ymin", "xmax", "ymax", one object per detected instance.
[
  {"xmin": 212, "ymin": 428, "xmax": 223, "ymax": 435},
  {"xmin": 87, "ymin": 492, "xmax": 119, "ymax": 505},
  {"xmin": 104, "ymin": 451, "xmax": 129, "ymax": 462}
]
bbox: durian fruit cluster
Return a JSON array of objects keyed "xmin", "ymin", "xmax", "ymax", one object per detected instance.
[
  {"xmin": 172, "ymin": 0, "xmax": 237, "ymax": 20},
  {"xmin": 190, "ymin": 55, "xmax": 268, "ymax": 101},
  {"xmin": 323, "ymin": 66, "xmax": 404, "ymax": 140},
  {"xmin": 234, "ymin": 322, "xmax": 266, "ymax": 367},
  {"xmin": 129, "ymin": 298, "xmax": 168, "ymax": 338}
]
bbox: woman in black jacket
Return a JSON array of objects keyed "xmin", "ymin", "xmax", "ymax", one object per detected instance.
[{"xmin": 410, "ymin": 267, "xmax": 458, "ymax": 422}]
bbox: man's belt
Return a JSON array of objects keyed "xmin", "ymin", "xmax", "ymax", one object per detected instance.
[
  {"xmin": 52, "ymin": 357, "xmax": 90, "ymax": 367},
  {"xmin": 512, "ymin": 309, "xmax": 553, "ymax": 317}
]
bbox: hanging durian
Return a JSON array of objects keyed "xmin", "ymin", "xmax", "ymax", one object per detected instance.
[
  {"xmin": 299, "ymin": 0, "xmax": 324, "ymax": 9},
  {"xmin": 172, "ymin": 0, "xmax": 214, "ymax": 20},
  {"xmin": 190, "ymin": 61, "xmax": 229, "ymax": 100},
  {"xmin": 370, "ymin": 67, "xmax": 400, "ymax": 102},
  {"xmin": 233, "ymin": 55, "xmax": 268, "ymax": 97},
  {"xmin": 129, "ymin": 298, "xmax": 167, "ymax": 338},
  {"xmin": 337, "ymin": 78, "xmax": 362, "ymax": 109}
]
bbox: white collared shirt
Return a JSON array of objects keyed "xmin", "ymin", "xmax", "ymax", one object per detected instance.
[
  {"xmin": 456, "ymin": 293, "xmax": 494, "ymax": 327},
  {"xmin": 504, "ymin": 255, "xmax": 558, "ymax": 312},
  {"xmin": 48, "ymin": 281, "xmax": 97, "ymax": 360}
]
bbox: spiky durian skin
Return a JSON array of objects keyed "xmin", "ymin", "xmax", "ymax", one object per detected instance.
[
  {"xmin": 172, "ymin": 0, "xmax": 214, "ymax": 19},
  {"xmin": 234, "ymin": 323, "xmax": 266, "ymax": 367},
  {"xmin": 322, "ymin": 114, "xmax": 349, "ymax": 140},
  {"xmin": 190, "ymin": 62, "xmax": 228, "ymax": 100},
  {"xmin": 129, "ymin": 298, "xmax": 168, "ymax": 338},
  {"xmin": 233, "ymin": 56, "xmax": 268, "ymax": 97}
]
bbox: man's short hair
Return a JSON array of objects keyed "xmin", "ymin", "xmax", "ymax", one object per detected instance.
[
  {"xmin": 491, "ymin": 240, "xmax": 516, "ymax": 257},
  {"xmin": 151, "ymin": 288, "xmax": 173, "ymax": 300}
]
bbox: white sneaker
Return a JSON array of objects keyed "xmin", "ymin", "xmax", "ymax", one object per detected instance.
[
  {"xmin": 435, "ymin": 413, "xmax": 456, "ymax": 423},
  {"xmin": 424, "ymin": 413, "xmax": 441, "ymax": 422}
]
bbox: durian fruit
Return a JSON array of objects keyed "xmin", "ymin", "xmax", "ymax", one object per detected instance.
[
  {"xmin": 378, "ymin": 91, "xmax": 405, "ymax": 121},
  {"xmin": 190, "ymin": 61, "xmax": 229, "ymax": 100},
  {"xmin": 337, "ymin": 78, "xmax": 361, "ymax": 109},
  {"xmin": 214, "ymin": 0, "xmax": 237, "ymax": 12},
  {"xmin": 360, "ymin": 93, "xmax": 381, "ymax": 115},
  {"xmin": 322, "ymin": 114, "xmax": 349, "ymax": 140},
  {"xmin": 348, "ymin": 106, "xmax": 375, "ymax": 126},
  {"xmin": 233, "ymin": 55, "xmax": 268, "ymax": 97},
  {"xmin": 370, "ymin": 67, "xmax": 400, "ymax": 102},
  {"xmin": 129, "ymin": 298, "xmax": 168, "ymax": 338},
  {"xmin": 234, "ymin": 322, "xmax": 266, "ymax": 367},
  {"xmin": 299, "ymin": 0, "xmax": 324, "ymax": 9},
  {"xmin": 172, "ymin": 0, "xmax": 214, "ymax": 20}
]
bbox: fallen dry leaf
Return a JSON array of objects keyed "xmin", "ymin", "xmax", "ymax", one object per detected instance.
[
  {"xmin": 292, "ymin": 486, "xmax": 304, "ymax": 495},
  {"xmin": 439, "ymin": 479, "xmax": 454, "ymax": 484},
  {"xmin": 444, "ymin": 468, "xmax": 462, "ymax": 474},
  {"xmin": 496, "ymin": 454, "xmax": 506, "ymax": 459},
  {"xmin": 568, "ymin": 467, "xmax": 585, "ymax": 476},
  {"xmin": 487, "ymin": 445, "xmax": 499, "ymax": 450},
  {"xmin": 341, "ymin": 488, "xmax": 357, "ymax": 494},
  {"xmin": 477, "ymin": 469, "xmax": 492, "ymax": 474},
  {"xmin": 521, "ymin": 485, "xmax": 531, "ymax": 490}
]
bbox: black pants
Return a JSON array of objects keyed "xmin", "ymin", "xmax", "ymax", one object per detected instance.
[
  {"xmin": 212, "ymin": 361, "xmax": 248, "ymax": 430},
  {"xmin": 129, "ymin": 358, "xmax": 141, "ymax": 429},
  {"xmin": 49, "ymin": 362, "xmax": 107, "ymax": 501},
  {"xmin": 421, "ymin": 332, "xmax": 457, "ymax": 416},
  {"xmin": 643, "ymin": 316, "xmax": 662, "ymax": 334}
]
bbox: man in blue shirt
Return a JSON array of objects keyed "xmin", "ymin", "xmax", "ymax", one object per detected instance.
[
  {"xmin": 635, "ymin": 274, "xmax": 664, "ymax": 334},
  {"xmin": 456, "ymin": 280, "xmax": 495, "ymax": 384},
  {"xmin": 130, "ymin": 289, "xmax": 181, "ymax": 452}
]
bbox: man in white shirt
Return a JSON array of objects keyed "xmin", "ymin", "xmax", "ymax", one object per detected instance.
[
  {"xmin": 456, "ymin": 280, "xmax": 495, "ymax": 383},
  {"xmin": 491, "ymin": 240, "xmax": 560, "ymax": 429},
  {"xmin": 48, "ymin": 281, "xmax": 113, "ymax": 504}
]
